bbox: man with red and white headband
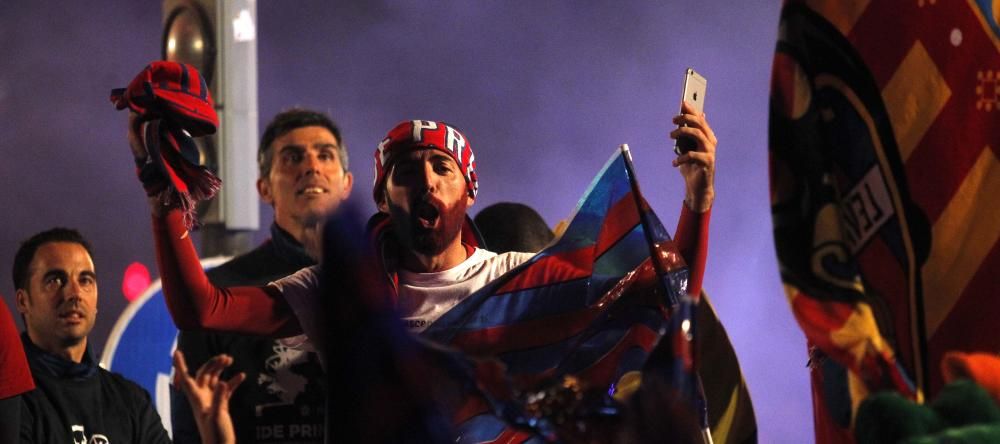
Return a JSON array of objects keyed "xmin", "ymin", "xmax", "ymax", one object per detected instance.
[{"xmin": 132, "ymin": 102, "xmax": 716, "ymax": 368}]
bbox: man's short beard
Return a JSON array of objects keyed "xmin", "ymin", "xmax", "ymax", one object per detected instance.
[
  {"xmin": 386, "ymin": 195, "xmax": 466, "ymax": 257},
  {"xmin": 410, "ymin": 228, "xmax": 449, "ymax": 255}
]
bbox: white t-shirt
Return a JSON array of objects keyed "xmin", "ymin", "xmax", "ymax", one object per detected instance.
[
  {"xmin": 270, "ymin": 248, "xmax": 535, "ymax": 348},
  {"xmin": 396, "ymin": 248, "xmax": 534, "ymax": 332}
]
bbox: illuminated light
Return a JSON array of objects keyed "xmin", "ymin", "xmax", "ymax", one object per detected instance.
[
  {"xmin": 193, "ymin": 38, "xmax": 204, "ymax": 51},
  {"xmin": 167, "ymin": 38, "xmax": 177, "ymax": 52},
  {"xmin": 681, "ymin": 319, "xmax": 691, "ymax": 334},
  {"xmin": 233, "ymin": 9, "xmax": 256, "ymax": 42},
  {"xmin": 122, "ymin": 262, "xmax": 152, "ymax": 302}
]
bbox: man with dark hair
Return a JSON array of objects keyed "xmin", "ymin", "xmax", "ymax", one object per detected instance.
[
  {"xmin": 171, "ymin": 108, "xmax": 353, "ymax": 444},
  {"xmin": 258, "ymin": 108, "xmax": 349, "ymax": 180},
  {"xmin": 14, "ymin": 228, "xmax": 172, "ymax": 443}
]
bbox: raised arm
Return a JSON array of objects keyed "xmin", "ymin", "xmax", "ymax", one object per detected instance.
[
  {"xmin": 129, "ymin": 113, "xmax": 300, "ymax": 337},
  {"xmin": 153, "ymin": 209, "xmax": 301, "ymax": 336},
  {"xmin": 669, "ymin": 100, "xmax": 717, "ymax": 296}
]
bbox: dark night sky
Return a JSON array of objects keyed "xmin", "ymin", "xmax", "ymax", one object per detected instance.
[{"xmin": 0, "ymin": 1, "xmax": 808, "ymax": 441}]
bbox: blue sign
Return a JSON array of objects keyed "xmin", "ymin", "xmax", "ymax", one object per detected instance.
[{"xmin": 99, "ymin": 257, "xmax": 229, "ymax": 436}]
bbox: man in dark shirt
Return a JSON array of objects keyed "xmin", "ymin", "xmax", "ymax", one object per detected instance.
[
  {"xmin": 13, "ymin": 227, "xmax": 171, "ymax": 444},
  {"xmin": 171, "ymin": 108, "xmax": 353, "ymax": 444}
]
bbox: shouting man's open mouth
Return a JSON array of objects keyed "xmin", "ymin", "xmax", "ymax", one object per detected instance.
[{"xmin": 414, "ymin": 200, "xmax": 440, "ymax": 229}]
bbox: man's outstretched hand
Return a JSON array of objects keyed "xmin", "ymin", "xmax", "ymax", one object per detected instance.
[
  {"xmin": 126, "ymin": 112, "xmax": 172, "ymax": 215},
  {"xmin": 127, "ymin": 112, "xmax": 149, "ymax": 164},
  {"xmin": 172, "ymin": 350, "xmax": 245, "ymax": 444},
  {"xmin": 670, "ymin": 100, "xmax": 717, "ymax": 213}
]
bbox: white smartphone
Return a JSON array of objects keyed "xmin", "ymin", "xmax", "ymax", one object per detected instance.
[{"xmin": 674, "ymin": 68, "xmax": 707, "ymax": 155}]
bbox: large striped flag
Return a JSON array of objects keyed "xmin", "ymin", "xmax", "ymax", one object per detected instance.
[
  {"xmin": 769, "ymin": 1, "xmax": 1000, "ymax": 442},
  {"xmin": 425, "ymin": 145, "xmax": 689, "ymax": 379},
  {"xmin": 422, "ymin": 145, "xmax": 743, "ymax": 442}
]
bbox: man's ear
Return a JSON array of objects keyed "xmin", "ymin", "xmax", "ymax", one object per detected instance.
[
  {"xmin": 377, "ymin": 188, "xmax": 391, "ymax": 213},
  {"xmin": 15, "ymin": 289, "xmax": 29, "ymax": 314},
  {"xmin": 466, "ymin": 193, "xmax": 475, "ymax": 208},
  {"xmin": 257, "ymin": 178, "xmax": 274, "ymax": 205},
  {"xmin": 340, "ymin": 171, "xmax": 354, "ymax": 199}
]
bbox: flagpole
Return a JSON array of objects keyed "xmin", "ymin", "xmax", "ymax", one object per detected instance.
[
  {"xmin": 619, "ymin": 144, "xmax": 713, "ymax": 444},
  {"xmin": 618, "ymin": 144, "xmax": 677, "ymax": 303},
  {"xmin": 702, "ymin": 427, "xmax": 715, "ymax": 444}
]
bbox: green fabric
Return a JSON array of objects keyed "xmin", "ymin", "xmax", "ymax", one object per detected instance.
[
  {"xmin": 856, "ymin": 380, "xmax": 1000, "ymax": 444},
  {"xmin": 905, "ymin": 423, "xmax": 1000, "ymax": 444},
  {"xmin": 930, "ymin": 380, "xmax": 1000, "ymax": 428},
  {"xmin": 855, "ymin": 391, "xmax": 943, "ymax": 444}
]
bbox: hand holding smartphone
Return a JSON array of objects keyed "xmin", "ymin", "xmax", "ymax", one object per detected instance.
[{"xmin": 674, "ymin": 68, "xmax": 707, "ymax": 155}]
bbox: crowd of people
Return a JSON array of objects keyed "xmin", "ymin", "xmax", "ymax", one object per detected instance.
[{"xmin": 1, "ymin": 67, "xmax": 717, "ymax": 442}]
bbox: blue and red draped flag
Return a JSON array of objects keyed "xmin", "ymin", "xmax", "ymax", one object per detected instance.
[
  {"xmin": 424, "ymin": 145, "xmax": 708, "ymax": 441},
  {"xmin": 770, "ymin": 1, "xmax": 1000, "ymax": 442}
]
